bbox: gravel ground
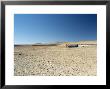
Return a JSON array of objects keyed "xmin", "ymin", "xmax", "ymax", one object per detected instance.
[{"xmin": 14, "ymin": 45, "xmax": 97, "ymax": 76}]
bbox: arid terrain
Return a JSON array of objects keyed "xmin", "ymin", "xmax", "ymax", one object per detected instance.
[{"xmin": 14, "ymin": 41, "xmax": 97, "ymax": 76}]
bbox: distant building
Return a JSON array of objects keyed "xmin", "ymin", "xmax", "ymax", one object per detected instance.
[
  {"xmin": 58, "ymin": 43, "xmax": 96, "ymax": 48},
  {"xmin": 78, "ymin": 44, "xmax": 96, "ymax": 47},
  {"xmin": 66, "ymin": 44, "xmax": 78, "ymax": 48}
]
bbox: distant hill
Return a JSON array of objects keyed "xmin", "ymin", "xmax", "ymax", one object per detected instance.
[
  {"xmin": 63, "ymin": 40, "xmax": 97, "ymax": 45},
  {"xmin": 14, "ymin": 40, "xmax": 97, "ymax": 46}
]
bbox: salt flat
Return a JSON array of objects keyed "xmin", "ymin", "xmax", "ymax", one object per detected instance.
[{"xmin": 14, "ymin": 42, "xmax": 97, "ymax": 76}]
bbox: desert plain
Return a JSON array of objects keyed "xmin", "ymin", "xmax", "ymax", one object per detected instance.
[{"xmin": 14, "ymin": 41, "xmax": 97, "ymax": 76}]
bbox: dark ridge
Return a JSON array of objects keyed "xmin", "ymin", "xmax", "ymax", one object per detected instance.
[{"xmin": 32, "ymin": 44, "xmax": 58, "ymax": 46}]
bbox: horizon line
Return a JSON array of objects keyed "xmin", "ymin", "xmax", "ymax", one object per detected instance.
[{"xmin": 14, "ymin": 40, "xmax": 97, "ymax": 45}]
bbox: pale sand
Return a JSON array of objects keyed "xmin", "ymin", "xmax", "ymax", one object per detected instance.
[{"xmin": 14, "ymin": 42, "xmax": 97, "ymax": 76}]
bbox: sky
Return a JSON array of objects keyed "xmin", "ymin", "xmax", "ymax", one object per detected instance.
[{"xmin": 14, "ymin": 14, "xmax": 97, "ymax": 44}]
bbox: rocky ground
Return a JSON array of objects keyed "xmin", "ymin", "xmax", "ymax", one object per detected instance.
[{"xmin": 14, "ymin": 44, "xmax": 97, "ymax": 76}]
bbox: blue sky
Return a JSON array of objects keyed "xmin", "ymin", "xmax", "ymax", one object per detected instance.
[{"xmin": 14, "ymin": 14, "xmax": 97, "ymax": 44}]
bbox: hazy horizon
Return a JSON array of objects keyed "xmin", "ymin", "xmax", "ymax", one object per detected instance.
[
  {"xmin": 14, "ymin": 40, "xmax": 97, "ymax": 45},
  {"xmin": 14, "ymin": 14, "xmax": 97, "ymax": 44}
]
